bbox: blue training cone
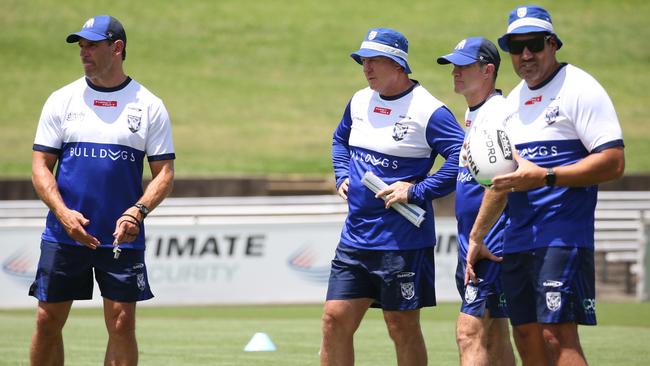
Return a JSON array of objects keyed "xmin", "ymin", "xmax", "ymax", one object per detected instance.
[{"xmin": 244, "ymin": 332, "xmax": 277, "ymax": 352}]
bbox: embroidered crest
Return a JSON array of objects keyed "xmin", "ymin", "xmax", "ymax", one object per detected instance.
[
  {"xmin": 544, "ymin": 106, "xmax": 560, "ymax": 125},
  {"xmin": 465, "ymin": 284, "xmax": 478, "ymax": 304},
  {"xmin": 137, "ymin": 273, "xmax": 146, "ymax": 291},
  {"xmin": 401, "ymin": 282, "xmax": 415, "ymax": 300},
  {"xmin": 127, "ymin": 115, "xmax": 141, "ymax": 133},
  {"xmin": 517, "ymin": 7, "xmax": 527, "ymax": 18},
  {"xmin": 546, "ymin": 291, "xmax": 561, "ymax": 311},
  {"xmin": 392, "ymin": 122, "xmax": 409, "ymax": 141}
]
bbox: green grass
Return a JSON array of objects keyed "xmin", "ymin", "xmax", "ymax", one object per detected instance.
[
  {"xmin": 2, "ymin": 302, "xmax": 650, "ymax": 365},
  {"xmin": 1, "ymin": 0, "xmax": 649, "ymax": 177}
]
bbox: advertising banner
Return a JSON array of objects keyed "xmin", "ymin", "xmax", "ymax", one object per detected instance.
[{"xmin": 0, "ymin": 217, "xmax": 459, "ymax": 308}]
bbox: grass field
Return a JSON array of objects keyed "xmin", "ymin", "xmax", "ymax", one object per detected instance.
[
  {"xmin": 1, "ymin": 302, "xmax": 650, "ymax": 365},
  {"xmin": 1, "ymin": 0, "xmax": 649, "ymax": 177}
]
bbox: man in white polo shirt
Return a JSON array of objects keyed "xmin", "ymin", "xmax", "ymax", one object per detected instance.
[
  {"xmin": 29, "ymin": 15, "xmax": 175, "ymax": 365},
  {"xmin": 466, "ymin": 5, "xmax": 625, "ymax": 366}
]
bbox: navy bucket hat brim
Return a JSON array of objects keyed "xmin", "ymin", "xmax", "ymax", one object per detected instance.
[
  {"xmin": 351, "ymin": 28, "xmax": 412, "ymax": 74},
  {"xmin": 497, "ymin": 5, "xmax": 563, "ymax": 52}
]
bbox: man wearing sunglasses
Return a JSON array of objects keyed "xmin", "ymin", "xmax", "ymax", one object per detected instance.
[{"xmin": 465, "ymin": 5, "xmax": 625, "ymax": 366}]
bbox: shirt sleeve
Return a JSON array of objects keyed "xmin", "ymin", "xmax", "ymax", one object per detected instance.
[
  {"xmin": 33, "ymin": 93, "xmax": 64, "ymax": 155},
  {"xmin": 332, "ymin": 101, "xmax": 352, "ymax": 189},
  {"xmin": 409, "ymin": 106, "xmax": 464, "ymax": 204},
  {"xmin": 145, "ymin": 99, "xmax": 176, "ymax": 161},
  {"xmin": 571, "ymin": 73, "xmax": 624, "ymax": 153}
]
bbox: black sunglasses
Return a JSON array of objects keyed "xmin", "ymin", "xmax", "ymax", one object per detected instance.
[{"xmin": 508, "ymin": 35, "xmax": 552, "ymax": 54}]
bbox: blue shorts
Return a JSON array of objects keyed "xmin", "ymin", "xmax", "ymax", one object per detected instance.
[
  {"xmin": 29, "ymin": 240, "xmax": 154, "ymax": 303},
  {"xmin": 326, "ymin": 242, "xmax": 436, "ymax": 311},
  {"xmin": 455, "ymin": 253, "xmax": 508, "ymax": 318},
  {"xmin": 501, "ymin": 247, "xmax": 596, "ymax": 326}
]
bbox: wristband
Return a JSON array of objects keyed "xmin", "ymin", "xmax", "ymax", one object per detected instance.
[{"xmin": 545, "ymin": 168, "xmax": 556, "ymax": 187}]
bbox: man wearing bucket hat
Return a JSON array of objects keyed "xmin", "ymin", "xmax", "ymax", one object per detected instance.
[
  {"xmin": 437, "ymin": 37, "xmax": 515, "ymax": 366},
  {"xmin": 29, "ymin": 15, "xmax": 175, "ymax": 365},
  {"xmin": 321, "ymin": 28, "xmax": 464, "ymax": 365},
  {"xmin": 466, "ymin": 5, "xmax": 625, "ymax": 365}
]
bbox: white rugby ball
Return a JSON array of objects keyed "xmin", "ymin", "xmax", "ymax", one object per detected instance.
[{"xmin": 465, "ymin": 128, "xmax": 517, "ymax": 186}]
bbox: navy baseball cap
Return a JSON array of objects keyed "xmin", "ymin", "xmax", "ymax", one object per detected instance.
[
  {"xmin": 351, "ymin": 28, "xmax": 411, "ymax": 74},
  {"xmin": 437, "ymin": 37, "xmax": 501, "ymax": 71},
  {"xmin": 66, "ymin": 15, "xmax": 127, "ymax": 44},
  {"xmin": 498, "ymin": 5, "xmax": 563, "ymax": 52}
]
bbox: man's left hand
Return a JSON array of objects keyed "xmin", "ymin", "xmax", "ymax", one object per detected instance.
[{"xmin": 112, "ymin": 207, "xmax": 142, "ymax": 245}]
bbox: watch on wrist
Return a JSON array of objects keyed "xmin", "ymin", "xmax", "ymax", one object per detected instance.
[
  {"xmin": 133, "ymin": 203, "xmax": 150, "ymax": 219},
  {"xmin": 544, "ymin": 168, "xmax": 556, "ymax": 187}
]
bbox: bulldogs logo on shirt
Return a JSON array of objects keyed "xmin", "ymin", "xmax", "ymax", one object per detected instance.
[
  {"xmin": 392, "ymin": 122, "xmax": 409, "ymax": 141},
  {"xmin": 544, "ymin": 106, "xmax": 560, "ymax": 125},
  {"xmin": 127, "ymin": 115, "xmax": 141, "ymax": 133},
  {"xmin": 126, "ymin": 105, "xmax": 143, "ymax": 133}
]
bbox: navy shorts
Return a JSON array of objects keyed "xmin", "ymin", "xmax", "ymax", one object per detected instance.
[
  {"xmin": 326, "ymin": 242, "xmax": 436, "ymax": 311},
  {"xmin": 455, "ymin": 253, "xmax": 508, "ymax": 318},
  {"xmin": 501, "ymin": 247, "xmax": 596, "ymax": 326},
  {"xmin": 29, "ymin": 240, "xmax": 154, "ymax": 303}
]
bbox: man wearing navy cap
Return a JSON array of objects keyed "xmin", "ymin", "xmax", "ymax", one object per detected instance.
[
  {"xmin": 29, "ymin": 15, "xmax": 175, "ymax": 365},
  {"xmin": 467, "ymin": 5, "xmax": 625, "ymax": 366},
  {"xmin": 437, "ymin": 37, "xmax": 515, "ymax": 366},
  {"xmin": 321, "ymin": 28, "xmax": 464, "ymax": 365}
]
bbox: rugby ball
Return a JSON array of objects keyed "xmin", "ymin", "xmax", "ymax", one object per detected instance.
[{"xmin": 465, "ymin": 128, "xmax": 517, "ymax": 186}]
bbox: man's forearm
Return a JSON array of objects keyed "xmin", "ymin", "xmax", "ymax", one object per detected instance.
[
  {"xmin": 137, "ymin": 161, "xmax": 174, "ymax": 211},
  {"xmin": 32, "ymin": 153, "xmax": 68, "ymax": 217},
  {"xmin": 469, "ymin": 188, "xmax": 507, "ymax": 242}
]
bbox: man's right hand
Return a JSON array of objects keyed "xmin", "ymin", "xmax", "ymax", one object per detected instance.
[
  {"xmin": 56, "ymin": 209, "xmax": 100, "ymax": 249},
  {"xmin": 337, "ymin": 178, "xmax": 350, "ymax": 201}
]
